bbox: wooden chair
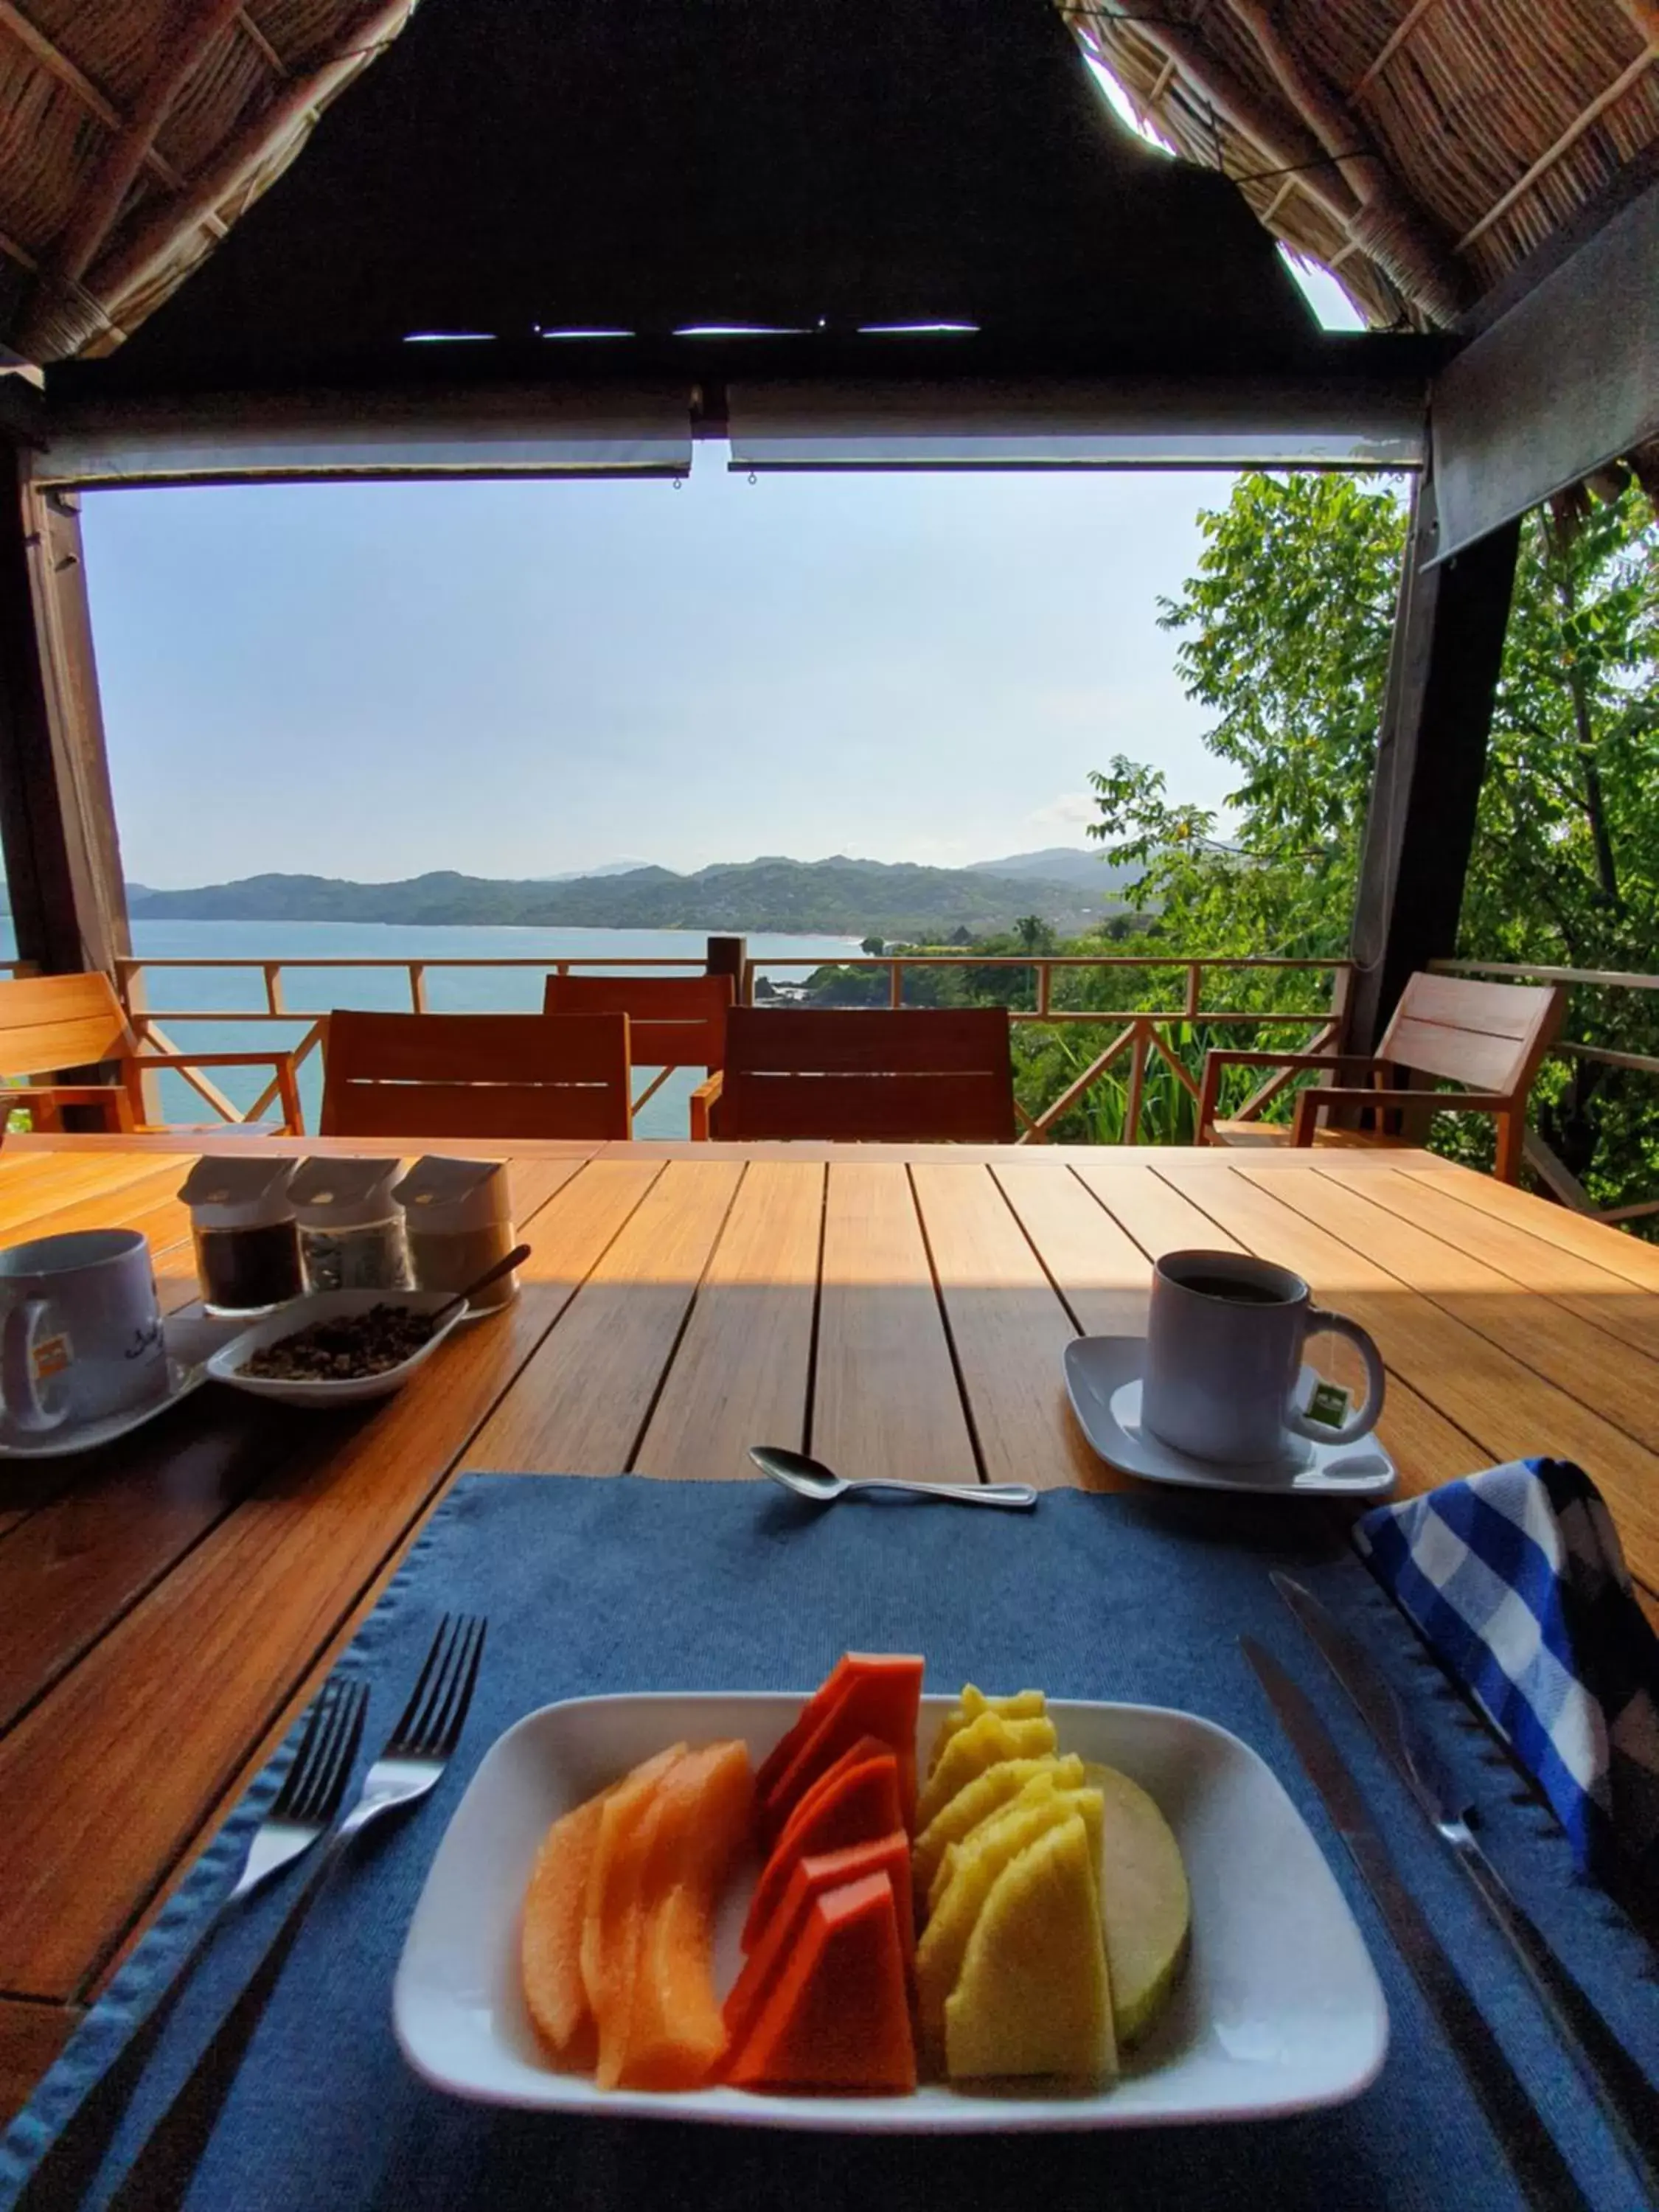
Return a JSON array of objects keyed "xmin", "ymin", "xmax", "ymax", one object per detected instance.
[
  {"xmin": 0, "ymin": 970, "xmax": 305, "ymax": 1133},
  {"xmin": 543, "ymin": 972, "xmax": 731, "ymax": 1138},
  {"xmin": 319, "ymin": 1009, "xmax": 633, "ymax": 1139},
  {"xmin": 1197, "ymin": 973, "xmax": 1565, "ymax": 1183},
  {"xmin": 709, "ymin": 1007, "xmax": 1016, "ymax": 1142}
]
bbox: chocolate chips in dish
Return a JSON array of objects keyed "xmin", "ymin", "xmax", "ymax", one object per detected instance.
[{"xmin": 245, "ymin": 1304, "xmax": 437, "ymax": 1381}]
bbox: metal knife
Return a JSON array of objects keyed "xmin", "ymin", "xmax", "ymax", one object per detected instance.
[
  {"xmin": 1273, "ymin": 1573, "xmax": 1659, "ymax": 2200},
  {"xmin": 1242, "ymin": 1638, "xmax": 1593, "ymax": 2212}
]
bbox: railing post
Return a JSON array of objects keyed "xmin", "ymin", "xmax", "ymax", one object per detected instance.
[
  {"xmin": 1124, "ymin": 1023, "xmax": 1150, "ymax": 1147},
  {"xmin": 888, "ymin": 961, "xmax": 904, "ymax": 1009},
  {"xmin": 1185, "ymin": 964, "xmax": 1202, "ymax": 1019},
  {"xmin": 1037, "ymin": 961, "xmax": 1052, "ymax": 1018},
  {"xmin": 408, "ymin": 961, "xmax": 428, "ymax": 1013},
  {"xmin": 706, "ymin": 936, "xmax": 748, "ymax": 998},
  {"xmin": 262, "ymin": 961, "xmax": 285, "ymax": 1016}
]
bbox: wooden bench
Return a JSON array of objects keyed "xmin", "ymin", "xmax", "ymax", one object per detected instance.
[
  {"xmin": 0, "ymin": 970, "xmax": 305, "ymax": 1134},
  {"xmin": 543, "ymin": 972, "xmax": 730, "ymax": 1138},
  {"xmin": 319, "ymin": 1010, "xmax": 633, "ymax": 1139},
  {"xmin": 1197, "ymin": 973, "xmax": 1565, "ymax": 1183},
  {"xmin": 709, "ymin": 1007, "xmax": 1015, "ymax": 1142}
]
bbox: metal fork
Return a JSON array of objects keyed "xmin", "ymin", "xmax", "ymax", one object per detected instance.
[
  {"xmin": 108, "ymin": 1615, "xmax": 488, "ymax": 2212},
  {"xmin": 15, "ymin": 1677, "xmax": 369, "ymax": 2212}
]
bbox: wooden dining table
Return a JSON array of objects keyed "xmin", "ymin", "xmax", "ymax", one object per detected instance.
[{"xmin": 4, "ymin": 1131, "xmax": 1658, "ymax": 2119}]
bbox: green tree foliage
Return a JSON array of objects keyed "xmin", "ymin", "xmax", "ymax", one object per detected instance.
[{"xmin": 1088, "ymin": 471, "xmax": 1659, "ymax": 1209}]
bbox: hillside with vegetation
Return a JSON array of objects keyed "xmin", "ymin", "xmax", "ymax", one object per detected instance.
[{"xmin": 125, "ymin": 852, "xmax": 1134, "ymax": 940}]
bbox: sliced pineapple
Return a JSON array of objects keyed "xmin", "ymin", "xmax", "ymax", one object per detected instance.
[
  {"xmin": 925, "ymin": 1685, "xmax": 1047, "ymax": 1775},
  {"xmin": 914, "ymin": 1711, "xmax": 1058, "ymax": 1832},
  {"xmin": 916, "ymin": 1783, "xmax": 1077, "ymax": 2054},
  {"xmin": 944, "ymin": 1813, "xmax": 1116, "ymax": 2082},
  {"xmin": 929, "ymin": 1776, "xmax": 1103, "ymax": 1916},
  {"xmin": 911, "ymin": 1752, "xmax": 1080, "ymax": 1902}
]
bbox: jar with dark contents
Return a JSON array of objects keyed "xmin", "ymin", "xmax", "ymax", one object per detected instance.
[
  {"xmin": 178, "ymin": 1156, "xmax": 302, "ymax": 1315},
  {"xmin": 394, "ymin": 1155, "xmax": 519, "ymax": 1313}
]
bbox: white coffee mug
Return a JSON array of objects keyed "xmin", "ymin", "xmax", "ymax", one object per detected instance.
[
  {"xmin": 1141, "ymin": 1248, "xmax": 1385, "ymax": 1465},
  {"xmin": 0, "ymin": 1228, "xmax": 168, "ymax": 1435}
]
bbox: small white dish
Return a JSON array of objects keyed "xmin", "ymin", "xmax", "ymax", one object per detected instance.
[
  {"xmin": 1065, "ymin": 1337, "xmax": 1397, "ymax": 1498},
  {"xmin": 206, "ymin": 1289, "xmax": 468, "ymax": 1407},
  {"xmin": 393, "ymin": 1690, "xmax": 1388, "ymax": 2133},
  {"xmin": 0, "ymin": 1313, "xmax": 232, "ymax": 1460}
]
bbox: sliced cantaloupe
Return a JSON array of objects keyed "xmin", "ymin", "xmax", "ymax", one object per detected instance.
[
  {"xmin": 621, "ymin": 1739, "xmax": 754, "ymax": 2091},
  {"xmin": 724, "ymin": 1870, "xmax": 916, "ymax": 2095},
  {"xmin": 914, "ymin": 1711, "xmax": 1058, "ymax": 1834},
  {"xmin": 578, "ymin": 1745, "xmax": 687, "ymax": 2091},
  {"xmin": 925, "ymin": 1686, "xmax": 1046, "ymax": 1775},
  {"xmin": 943, "ymin": 1812, "xmax": 1115, "ymax": 2081},
  {"xmin": 910, "ymin": 1751, "xmax": 1083, "ymax": 1904},
  {"xmin": 723, "ymin": 1830, "xmax": 913, "ymax": 2060},
  {"xmin": 759, "ymin": 1655, "xmax": 924, "ymax": 1843},
  {"xmin": 521, "ymin": 1790, "xmax": 611, "ymax": 2066},
  {"xmin": 741, "ymin": 1742, "xmax": 902, "ymax": 1952}
]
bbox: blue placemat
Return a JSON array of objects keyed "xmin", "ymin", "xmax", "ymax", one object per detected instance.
[{"xmin": 4, "ymin": 1475, "xmax": 1658, "ymax": 2211}]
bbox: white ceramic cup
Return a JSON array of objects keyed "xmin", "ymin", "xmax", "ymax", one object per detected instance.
[
  {"xmin": 1141, "ymin": 1248, "xmax": 1385, "ymax": 1466},
  {"xmin": 0, "ymin": 1228, "xmax": 168, "ymax": 1435}
]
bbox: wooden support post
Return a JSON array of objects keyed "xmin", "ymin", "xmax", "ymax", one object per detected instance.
[
  {"xmin": 1344, "ymin": 472, "xmax": 1520, "ymax": 1056},
  {"xmin": 0, "ymin": 448, "xmax": 133, "ymax": 981},
  {"xmin": 706, "ymin": 935, "xmax": 748, "ymax": 1001}
]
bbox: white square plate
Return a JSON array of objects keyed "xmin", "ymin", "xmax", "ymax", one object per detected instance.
[{"xmin": 393, "ymin": 1691, "xmax": 1387, "ymax": 2132}]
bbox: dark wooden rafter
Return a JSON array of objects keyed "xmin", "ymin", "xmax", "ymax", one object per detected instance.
[{"xmin": 1344, "ymin": 472, "xmax": 1521, "ymax": 1054}]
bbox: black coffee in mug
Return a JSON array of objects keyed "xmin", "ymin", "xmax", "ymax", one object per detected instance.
[{"xmin": 1175, "ymin": 1273, "xmax": 1289, "ymax": 1306}]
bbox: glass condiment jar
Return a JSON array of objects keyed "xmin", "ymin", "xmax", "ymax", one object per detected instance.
[
  {"xmin": 291, "ymin": 1157, "xmax": 411, "ymax": 1294},
  {"xmin": 394, "ymin": 1155, "xmax": 518, "ymax": 1312},
  {"xmin": 178, "ymin": 1155, "xmax": 302, "ymax": 1315}
]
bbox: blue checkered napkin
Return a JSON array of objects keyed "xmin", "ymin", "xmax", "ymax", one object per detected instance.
[{"xmin": 1354, "ymin": 1458, "xmax": 1659, "ymax": 1885}]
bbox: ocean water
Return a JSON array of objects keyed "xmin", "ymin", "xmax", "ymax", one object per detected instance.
[{"xmin": 0, "ymin": 917, "xmax": 860, "ymax": 1138}]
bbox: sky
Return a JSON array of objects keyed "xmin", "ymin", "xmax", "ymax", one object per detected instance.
[{"xmin": 81, "ymin": 464, "xmax": 1254, "ymax": 888}]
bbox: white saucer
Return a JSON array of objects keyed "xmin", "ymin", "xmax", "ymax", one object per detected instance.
[
  {"xmin": 0, "ymin": 1313, "xmax": 232, "ymax": 1461},
  {"xmin": 1063, "ymin": 1336, "xmax": 1397, "ymax": 1498}
]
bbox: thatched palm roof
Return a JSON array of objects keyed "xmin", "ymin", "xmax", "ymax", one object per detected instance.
[
  {"xmin": 1062, "ymin": 0, "xmax": 1659, "ymax": 329},
  {"xmin": 0, "ymin": 0, "xmax": 1653, "ymax": 365}
]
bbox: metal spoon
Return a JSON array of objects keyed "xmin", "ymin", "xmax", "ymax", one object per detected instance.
[{"xmin": 750, "ymin": 1444, "xmax": 1037, "ymax": 1510}]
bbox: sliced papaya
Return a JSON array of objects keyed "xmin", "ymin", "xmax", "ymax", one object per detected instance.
[
  {"xmin": 740, "ymin": 1742, "xmax": 902, "ymax": 1951},
  {"xmin": 754, "ymin": 1655, "xmax": 856, "ymax": 1806},
  {"xmin": 725, "ymin": 1870, "xmax": 916, "ymax": 2095},
  {"xmin": 759, "ymin": 1655, "xmax": 924, "ymax": 1843},
  {"xmin": 521, "ymin": 1790, "xmax": 610, "ymax": 2065},
  {"xmin": 621, "ymin": 1739, "xmax": 754, "ymax": 2091},
  {"xmin": 579, "ymin": 1744, "xmax": 687, "ymax": 2091},
  {"xmin": 724, "ymin": 1832, "xmax": 914, "ymax": 2059}
]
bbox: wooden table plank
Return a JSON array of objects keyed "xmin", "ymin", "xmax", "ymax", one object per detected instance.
[
  {"xmin": 1253, "ymin": 1166, "xmax": 1659, "ymax": 1450},
  {"xmin": 462, "ymin": 1160, "xmax": 744, "ymax": 1477},
  {"xmin": 0, "ymin": 1158, "xmax": 664, "ymax": 1998},
  {"xmin": 811, "ymin": 1162, "xmax": 977, "ymax": 1488},
  {"xmin": 1321, "ymin": 1164, "xmax": 1659, "ymax": 1362},
  {"xmin": 1394, "ymin": 1161, "xmax": 1659, "ymax": 1292},
  {"xmin": 633, "ymin": 1161, "xmax": 823, "ymax": 1481},
  {"xmin": 1068, "ymin": 1160, "xmax": 1491, "ymax": 1498},
  {"xmin": 909, "ymin": 1164, "xmax": 1104, "ymax": 1491},
  {"xmin": 0, "ymin": 1150, "xmax": 193, "ymax": 1232},
  {"xmin": 991, "ymin": 1161, "xmax": 1155, "ymax": 1340},
  {"xmin": 1157, "ymin": 1161, "xmax": 1659, "ymax": 1583}
]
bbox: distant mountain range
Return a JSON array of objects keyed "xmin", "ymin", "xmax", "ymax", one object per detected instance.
[{"xmin": 121, "ymin": 849, "xmax": 1139, "ymax": 939}]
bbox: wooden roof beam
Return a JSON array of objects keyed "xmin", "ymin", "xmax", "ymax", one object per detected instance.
[
  {"xmin": 85, "ymin": 0, "xmax": 416, "ymax": 333},
  {"xmin": 44, "ymin": 0, "xmax": 248, "ymax": 297},
  {"xmin": 1225, "ymin": 0, "xmax": 1469, "ymax": 323},
  {"xmin": 1350, "ymin": 0, "xmax": 1448, "ymax": 101},
  {"xmin": 1458, "ymin": 41, "xmax": 1659, "ymax": 254}
]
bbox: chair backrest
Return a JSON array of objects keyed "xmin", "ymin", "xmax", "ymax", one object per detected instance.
[
  {"xmin": 319, "ymin": 1010, "xmax": 632, "ymax": 1139},
  {"xmin": 1379, "ymin": 974, "xmax": 1565, "ymax": 1098},
  {"xmin": 717, "ymin": 1007, "xmax": 1015, "ymax": 1142},
  {"xmin": 0, "ymin": 971, "xmax": 133, "ymax": 1077},
  {"xmin": 542, "ymin": 971, "xmax": 732, "ymax": 1069}
]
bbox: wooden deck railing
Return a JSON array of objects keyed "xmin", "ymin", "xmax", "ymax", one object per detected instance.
[
  {"xmin": 1430, "ymin": 959, "xmax": 1659, "ymax": 1225},
  {"xmin": 112, "ymin": 949, "xmax": 1353, "ymax": 1144}
]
